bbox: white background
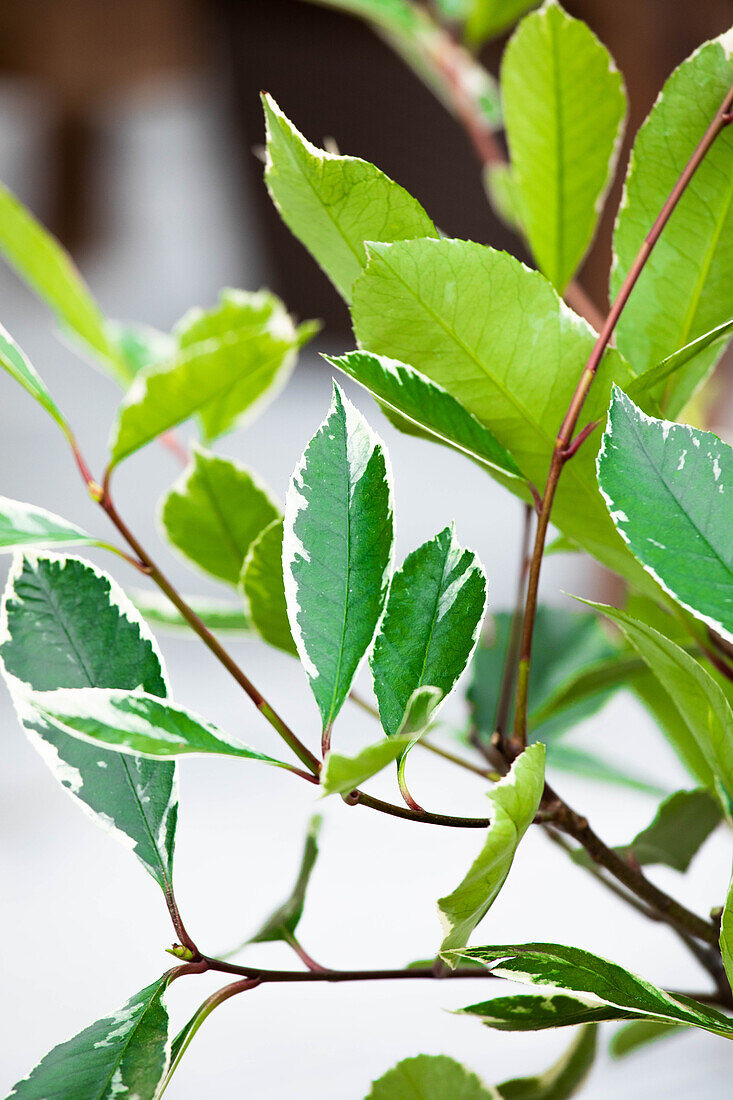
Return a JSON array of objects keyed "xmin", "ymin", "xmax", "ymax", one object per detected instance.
[{"xmin": 0, "ymin": 78, "xmax": 731, "ymax": 1098}]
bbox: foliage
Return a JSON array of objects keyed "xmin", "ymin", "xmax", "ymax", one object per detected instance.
[{"xmin": 0, "ymin": 2, "xmax": 732, "ymax": 1097}]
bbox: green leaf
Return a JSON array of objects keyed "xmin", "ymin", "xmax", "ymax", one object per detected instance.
[
  {"xmin": 24, "ymin": 685, "xmax": 291, "ymax": 768},
  {"xmin": 328, "ymin": 351, "xmax": 523, "ymax": 481},
  {"xmin": 598, "ymin": 387, "xmax": 733, "ymax": 645},
  {"xmin": 495, "ymin": 1024, "xmax": 598, "ymax": 1100},
  {"xmin": 571, "ymin": 788, "xmax": 721, "ymax": 873},
  {"xmin": 371, "ymin": 525, "xmax": 487, "ymax": 737},
  {"xmin": 351, "ymin": 238, "xmax": 644, "ymax": 588},
  {"xmin": 0, "ymin": 554, "xmax": 177, "ymax": 890},
  {"xmin": 450, "ymin": 943, "xmax": 733, "ymax": 1038},
  {"xmin": 0, "ymin": 497, "xmax": 95, "ymax": 554},
  {"xmin": 721, "ymin": 870, "xmax": 733, "ymax": 996},
  {"xmin": 0, "ymin": 324, "xmax": 68, "ymax": 433},
  {"xmin": 626, "ymin": 318, "xmax": 733, "ymax": 406},
  {"xmin": 160, "ymin": 446, "xmax": 280, "ymax": 586},
  {"xmin": 130, "ymin": 589, "xmax": 252, "ymax": 634},
  {"xmin": 284, "ymin": 383, "xmax": 394, "ymax": 731},
  {"xmin": 439, "ymin": 743, "xmax": 545, "ymax": 954},
  {"xmin": 110, "ymin": 321, "xmax": 175, "ymax": 378},
  {"xmin": 109, "ymin": 289, "xmax": 305, "ymax": 465},
  {"xmin": 366, "ymin": 1054, "xmax": 496, "ymax": 1100},
  {"xmin": 321, "ymin": 734, "xmax": 411, "ymax": 796},
  {"xmin": 500, "ymin": 1, "xmax": 625, "ymax": 292},
  {"xmin": 0, "ymin": 182, "xmax": 129, "ymax": 384},
  {"xmin": 461, "ymin": 993, "xmax": 625, "ymax": 1031},
  {"xmin": 609, "ymin": 1019, "xmax": 684, "ymax": 1059},
  {"xmin": 580, "ymin": 599, "xmax": 733, "ymax": 804},
  {"xmin": 7, "ymin": 975, "xmax": 171, "ymax": 1100},
  {"xmin": 241, "ymin": 518, "xmax": 297, "ymax": 655},
  {"xmin": 466, "ymin": 0, "xmax": 540, "ymax": 45},
  {"xmin": 263, "ymin": 95, "xmax": 438, "ymax": 302},
  {"xmin": 250, "ymin": 814, "xmax": 322, "ymax": 943},
  {"xmin": 299, "ymin": 0, "xmax": 423, "ymax": 33},
  {"xmin": 612, "ymin": 32, "xmax": 733, "ymax": 413},
  {"xmin": 483, "ymin": 164, "xmax": 524, "ymax": 234},
  {"xmin": 469, "ymin": 608, "xmax": 618, "ymax": 744},
  {"xmin": 632, "ymin": 667, "xmax": 716, "ymax": 790}
]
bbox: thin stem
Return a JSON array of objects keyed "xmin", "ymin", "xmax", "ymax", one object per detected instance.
[
  {"xmin": 511, "ymin": 81, "xmax": 733, "ymax": 751},
  {"xmin": 494, "ymin": 503, "xmax": 533, "ymax": 752},
  {"xmin": 200, "ymin": 956, "xmax": 498, "ymax": 983},
  {"xmin": 345, "ymin": 787, "xmax": 490, "ymax": 828},
  {"xmin": 98, "ymin": 484, "xmax": 322, "ymax": 777},
  {"xmin": 164, "ymin": 887, "xmax": 200, "ymax": 958},
  {"xmin": 282, "ymin": 929, "xmax": 329, "ymax": 973}
]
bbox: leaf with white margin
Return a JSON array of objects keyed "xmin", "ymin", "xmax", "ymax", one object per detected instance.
[
  {"xmin": 0, "ymin": 554, "xmax": 178, "ymax": 891},
  {"xmin": 160, "ymin": 446, "xmax": 280, "ymax": 586},
  {"xmin": 578, "ymin": 601, "xmax": 733, "ymax": 808},
  {"xmin": 351, "ymin": 238, "xmax": 648, "ymax": 590},
  {"xmin": 0, "ymin": 182, "xmax": 129, "ymax": 385},
  {"xmin": 626, "ymin": 318, "xmax": 733, "ymax": 407},
  {"xmin": 0, "ymin": 325, "xmax": 68, "ymax": 432},
  {"xmin": 366, "ymin": 1054, "xmax": 498, "ymax": 1100},
  {"xmin": 321, "ymin": 734, "xmax": 411, "ymax": 796},
  {"xmin": 327, "ymin": 351, "xmax": 524, "ymax": 482},
  {"xmin": 24, "ymin": 686, "xmax": 292, "ymax": 768},
  {"xmin": 7, "ymin": 974, "xmax": 171, "ymax": 1100},
  {"xmin": 439, "ymin": 743, "xmax": 545, "ymax": 955},
  {"xmin": 109, "ymin": 289, "xmax": 309, "ymax": 465},
  {"xmin": 371, "ymin": 525, "xmax": 487, "ymax": 737},
  {"xmin": 0, "ymin": 497, "xmax": 96, "ymax": 554},
  {"xmin": 284, "ymin": 382, "xmax": 393, "ymax": 733},
  {"xmin": 611, "ymin": 30, "xmax": 733, "ymax": 413},
  {"xmin": 241, "ymin": 518, "xmax": 297, "ymax": 656},
  {"xmin": 598, "ymin": 387, "xmax": 733, "ymax": 645},
  {"xmin": 500, "ymin": 0, "xmax": 626, "ymax": 292},
  {"xmin": 494, "ymin": 1022, "xmax": 598, "ymax": 1099},
  {"xmin": 460, "ymin": 992, "xmax": 628, "ymax": 1031},
  {"xmin": 449, "ymin": 943, "xmax": 733, "ymax": 1039},
  {"xmin": 263, "ymin": 95, "xmax": 438, "ymax": 302}
]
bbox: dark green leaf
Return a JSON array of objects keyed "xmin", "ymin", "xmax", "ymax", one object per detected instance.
[
  {"xmin": 366, "ymin": 1054, "xmax": 494, "ymax": 1100},
  {"xmin": 461, "ymin": 993, "xmax": 626, "ymax": 1031},
  {"xmin": 284, "ymin": 383, "xmax": 393, "ymax": 731},
  {"xmin": 0, "ymin": 554, "xmax": 177, "ymax": 890},
  {"xmin": 495, "ymin": 1024, "xmax": 598, "ymax": 1099},
  {"xmin": 250, "ymin": 815, "xmax": 322, "ymax": 943}
]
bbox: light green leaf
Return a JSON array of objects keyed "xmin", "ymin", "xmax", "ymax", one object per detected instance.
[
  {"xmin": 469, "ymin": 608, "xmax": 619, "ymax": 744},
  {"xmin": 24, "ymin": 685, "xmax": 291, "ymax": 769},
  {"xmin": 626, "ymin": 318, "xmax": 733, "ymax": 406},
  {"xmin": 0, "ymin": 554, "xmax": 177, "ymax": 890},
  {"xmin": 598, "ymin": 387, "xmax": 733, "ymax": 645},
  {"xmin": 571, "ymin": 788, "xmax": 721, "ymax": 873},
  {"xmin": 130, "ymin": 589, "xmax": 252, "ymax": 634},
  {"xmin": 109, "ymin": 321, "xmax": 175, "ymax": 378},
  {"xmin": 371, "ymin": 525, "xmax": 486, "ymax": 739},
  {"xmin": 7, "ymin": 975, "xmax": 171, "ymax": 1100},
  {"xmin": 495, "ymin": 1024, "xmax": 598, "ymax": 1100},
  {"xmin": 609, "ymin": 1019, "xmax": 685, "ymax": 1059},
  {"xmin": 160, "ymin": 446, "xmax": 280, "ymax": 586},
  {"xmin": 633, "ymin": 667, "xmax": 716, "ymax": 790},
  {"xmin": 439, "ymin": 743, "xmax": 545, "ymax": 954},
  {"xmin": 466, "ymin": 0, "xmax": 540, "ymax": 45},
  {"xmin": 263, "ymin": 95, "xmax": 438, "ymax": 302},
  {"xmin": 0, "ymin": 324, "xmax": 68, "ymax": 433},
  {"xmin": 450, "ymin": 943, "xmax": 733, "ymax": 1039},
  {"xmin": 579, "ymin": 600, "xmax": 733, "ymax": 804},
  {"xmin": 0, "ymin": 497, "xmax": 95, "ymax": 554},
  {"xmin": 109, "ymin": 289, "xmax": 305, "ymax": 465},
  {"xmin": 352, "ymin": 238, "xmax": 644, "ymax": 588},
  {"xmin": 328, "ymin": 351, "xmax": 524, "ymax": 481},
  {"xmin": 461, "ymin": 993, "xmax": 625, "ymax": 1031},
  {"xmin": 0, "ymin": 182, "xmax": 129, "ymax": 384},
  {"xmin": 366, "ymin": 1054, "xmax": 497, "ymax": 1100},
  {"xmin": 483, "ymin": 163, "xmax": 524, "ymax": 234},
  {"xmin": 500, "ymin": 1, "xmax": 625, "ymax": 292},
  {"xmin": 544, "ymin": 743, "xmax": 664, "ymax": 797},
  {"xmin": 612, "ymin": 32, "xmax": 733, "ymax": 413},
  {"xmin": 284, "ymin": 383, "xmax": 394, "ymax": 732},
  {"xmin": 241, "ymin": 518, "xmax": 297, "ymax": 656},
  {"xmin": 321, "ymin": 734, "xmax": 411, "ymax": 796},
  {"xmin": 298, "ymin": 0, "xmax": 423, "ymax": 32},
  {"xmin": 250, "ymin": 814, "xmax": 322, "ymax": 943},
  {"xmin": 721, "ymin": 870, "xmax": 733, "ymax": 996}
]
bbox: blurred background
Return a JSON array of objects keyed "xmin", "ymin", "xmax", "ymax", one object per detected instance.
[{"xmin": 1, "ymin": 1, "xmax": 732, "ymax": 1096}]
